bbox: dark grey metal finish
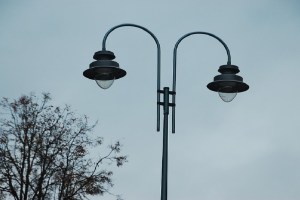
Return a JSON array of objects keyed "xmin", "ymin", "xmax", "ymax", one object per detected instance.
[
  {"xmin": 83, "ymin": 51, "xmax": 126, "ymax": 80},
  {"xmin": 83, "ymin": 65, "xmax": 126, "ymax": 80},
  {"xmin": 83, "ymin": 50, "xmax": 127, "ymax": 80},
  {"xmin": 83, "ymin": 24, "xmax": 249, "ymax": 200},
  {"xmin": 161, "ymin": 87, "xmax": 170, "ymax": 200},
  {"xmin": 207, "ymin": 65, "xmax": 249, "ymax": 92},
  {"xmin": 172, "ymin": 32, "xmax": 248, "ymax": 133},
  {"xmin": 100, "ymin": 24, "xmax": 168, "ymax": 200},
  {"xmin": 218, "ymin": 64, "xmax": 239, "ymax": 74},
  {"xmin": 93, "ymin": 50, "xmax": 116, "ymax": 60},
  {"xmin": 102, "ymin": 23, "xmax": 162, "ymax": 132}
]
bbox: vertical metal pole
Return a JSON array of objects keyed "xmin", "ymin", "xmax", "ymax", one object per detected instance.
[{"xmin": 161, "ymin": 87, "xmax": 169, "ymax": 200}]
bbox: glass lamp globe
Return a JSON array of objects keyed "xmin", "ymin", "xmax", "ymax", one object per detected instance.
[
  {"xmin": 94, "ymin": 73, "xmax": 114, "ymax": 89},
  {"xmin": 95, "ymin": 79, "xmax": 114, "ymax": 89},
  {"xmin": 218, "ymin": 86, "xmax": 237, "ymax": 102}
]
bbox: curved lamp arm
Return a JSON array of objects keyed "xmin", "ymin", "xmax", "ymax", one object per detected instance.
[
  {"xmin": 171, "ymin": 32, "xmax": 232, "ymax": 133},
  {"xmin": 102, "ymin": 23, "xmax": 162, "ymax": 132}
]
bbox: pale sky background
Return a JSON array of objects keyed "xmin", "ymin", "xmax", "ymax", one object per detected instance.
[{"xmin": 1, "ymin": 0, "xmax": 300, "ymax": 200}]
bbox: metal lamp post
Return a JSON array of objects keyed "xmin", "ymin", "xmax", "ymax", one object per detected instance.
[{"xmin": 83, "ymin": 23, "xmax": 249, "ymax": 200}]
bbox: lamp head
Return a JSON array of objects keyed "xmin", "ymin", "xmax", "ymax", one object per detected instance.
[
  {"xmin": 207, "ymin": 65, "xmax": 249, "ymax": 102},
  {"xmin": 83, "ymin": 50, "xmax": 126, "ymax": 89}
]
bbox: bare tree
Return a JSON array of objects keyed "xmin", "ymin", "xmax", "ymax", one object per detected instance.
[{"xmin": 0, "ymin": 93, "xmax": 127, "ymax": 200}]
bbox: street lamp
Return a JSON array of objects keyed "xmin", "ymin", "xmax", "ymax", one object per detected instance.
[{"xmin": 83, "ymin": 23, "xmax": 249, "ymax": 200}]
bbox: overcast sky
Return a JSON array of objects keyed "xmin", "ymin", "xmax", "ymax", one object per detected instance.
[{"xmin": 1, "ymin": 0, "xmax": 300, "ymax": 200}]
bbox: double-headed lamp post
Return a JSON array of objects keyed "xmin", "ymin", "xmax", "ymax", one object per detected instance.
[{"xmin": 83, "ymin": 23, "xmax": 249, "ymax": 200}]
